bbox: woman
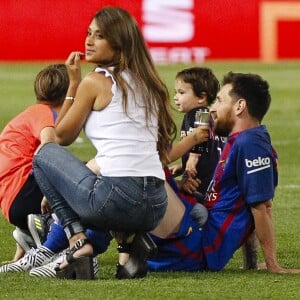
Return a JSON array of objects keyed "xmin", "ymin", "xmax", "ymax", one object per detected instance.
[{"xmin": 33, "ymin": 6, "xmax": 177, "ymax": 279}]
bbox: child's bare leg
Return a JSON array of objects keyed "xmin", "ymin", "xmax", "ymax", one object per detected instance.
[
  {"xmin": 1, "ymin": 243, "xmax": 25, "ymax": 265},
  {"xmin": 12, "ymin": 243, "xmax": 26, "ymax": 261}
]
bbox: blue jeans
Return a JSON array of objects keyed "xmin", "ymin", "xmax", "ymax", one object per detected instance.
[{"xmin": 33, "ymin": 143, "xmax": 167, "ymax": 239}]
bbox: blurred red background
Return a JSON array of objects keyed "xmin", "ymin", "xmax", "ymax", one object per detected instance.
[{"xmin": 1, "ymin": 0, "xmax": 299, "ymax": 62}]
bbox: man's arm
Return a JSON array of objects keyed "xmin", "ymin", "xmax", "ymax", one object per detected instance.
[{"xmin": 251, "ymin": 200, "xmax": 300, "ymax": 273}]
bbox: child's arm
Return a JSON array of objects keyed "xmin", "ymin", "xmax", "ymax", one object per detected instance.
[
  {"xmin": 169, "ymin": 164, "xmax": 183, "ymax": 177},
  {"xmin": 167, "ymin": 125, "xmax": 209, "ymax": 164},
  {"xmin": 185, "ymin": 152, "xmax": 200, "ymax": 178}
]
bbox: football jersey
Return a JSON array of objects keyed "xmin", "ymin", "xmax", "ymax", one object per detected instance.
[
  {"xmin": 180, "ymin": 107, "xmax": 226, "ymax": 195},
  {"xmin": 202, "ymin": 125, "xmax": 278, "ymax": 270}
]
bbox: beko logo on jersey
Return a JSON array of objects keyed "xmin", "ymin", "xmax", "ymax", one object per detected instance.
[{"xmin": 245, "ymin": 157, "xmax": 271, "ymax": 174}]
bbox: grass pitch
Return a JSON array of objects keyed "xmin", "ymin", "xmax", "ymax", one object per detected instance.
[{"xmin": 0, "ymin": 61, "xmax": 299, "ymax": 299}]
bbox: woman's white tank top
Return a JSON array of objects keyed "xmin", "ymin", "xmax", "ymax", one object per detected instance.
[{"xmin": 84, "ymin": 67, "xmax": 165, "ymax": 180}]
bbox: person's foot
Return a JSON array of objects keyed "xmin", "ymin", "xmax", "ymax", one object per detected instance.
[
  {"xmin": 55, "ymin": 239, "xmax": 94, "ymax": 280},
  {"xmin": 27, "ymin": 213, "xmax": 52, "ymax": 247},
  {"xmin": 0, "ymin": 246, "xmax": 55, "ymax": 273},
  {"xmin": 12, "ymin": 227, "xmax": 36, "ymax": 252},
  {"xmin": 116, "ymin": 259, "xmax": 148, "ymax": 279},
  {"xmin": 29, "ymin": 249, "xmax": 99, "ymax": 278},
  {"xmin": 58, "ymin": 239, "xmax": 93, "ymax": 270},
  {"xmin": 115, "ymin": 232, "xmax": 157, "ymax": 279}
]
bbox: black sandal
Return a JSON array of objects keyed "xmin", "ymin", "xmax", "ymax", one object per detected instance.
[
  {"xmin": 55, "ymin": 239, "xmax": 94, "ymax": 280},
  {"xmin": 115, "ymin": 232, "xmax": 157, "ymax": 279}
]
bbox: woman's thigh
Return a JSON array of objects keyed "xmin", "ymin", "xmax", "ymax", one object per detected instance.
[{"xmin": 33, "ymin": 143, "xmax": 97, "ymax": 214}]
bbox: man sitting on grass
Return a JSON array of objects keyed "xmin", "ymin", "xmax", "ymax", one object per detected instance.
[{"xmin": 148, "ymin": 72, "xmax": 300, "ymax": 274}]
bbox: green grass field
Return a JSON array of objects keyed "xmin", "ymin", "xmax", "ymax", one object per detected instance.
[{"xmin": 0, "ymin": 61, "xmax": 299, "ymax": 299}]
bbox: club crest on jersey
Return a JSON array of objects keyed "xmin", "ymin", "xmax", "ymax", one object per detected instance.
[{"xmin": 245, "ymin": 156, "xmax": 271, "ymax": 174}]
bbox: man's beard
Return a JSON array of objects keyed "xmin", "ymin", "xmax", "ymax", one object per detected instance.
[{"xmin": 214, "ymin": 119, "xmax": 234, "ymax": 137}]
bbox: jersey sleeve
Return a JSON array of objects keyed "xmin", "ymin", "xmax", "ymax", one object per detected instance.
[{"xmin": 234, "ymin": 135, "xmax": 277, "ymax": 205}]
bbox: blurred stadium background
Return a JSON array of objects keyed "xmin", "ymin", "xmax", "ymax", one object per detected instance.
[
  {"xmin": 1, "ymin": 0, "xmax": 300, "ymax": 63},
  {"xmin": 0, "ymin": 2, "xmax": 299, "ymax": 299}
]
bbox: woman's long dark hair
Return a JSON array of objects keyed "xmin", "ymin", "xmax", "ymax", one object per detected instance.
[{"xmin": 93, "ymin": 7, "xmax": 177, "ymax": 165}]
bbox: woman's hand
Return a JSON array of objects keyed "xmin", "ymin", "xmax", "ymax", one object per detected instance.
[{"xmin": 65, "ymin": 51, "xmax": 84, "ymax": 89}]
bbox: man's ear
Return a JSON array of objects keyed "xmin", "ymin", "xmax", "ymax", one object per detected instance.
[{"xmin": 235, "ymin": 98, "xmax": 246, "ymax": 115}]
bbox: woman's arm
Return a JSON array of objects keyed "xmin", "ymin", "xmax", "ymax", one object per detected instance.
[
  {"xmin": 55, "ymin": 75, "xmax": 98, "ymax": 145},
  {"xmin": 55, "ymin": 52, "xmax": 108, "ymax": 146},
  {"xmin": 55, "ymin": 52, "xmax": 83, "ymax": 128},
  {"xmin": 39, "ymin": 126, "xmax": 56, "ymax": 144}
]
